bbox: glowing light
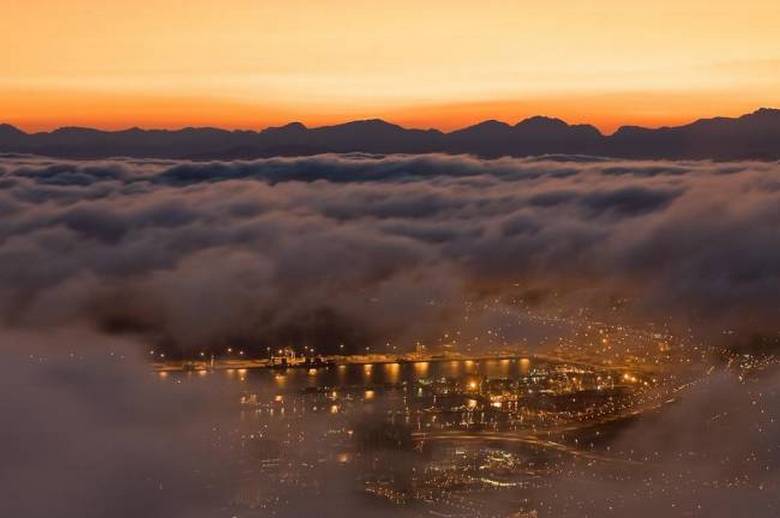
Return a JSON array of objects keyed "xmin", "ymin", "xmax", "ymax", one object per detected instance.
[
  {"xmin": 414, "ymin": 362, "xmax": 430, "ymax": 377},
  {"xmin": 519, "ymin": 358, "xmax": 531, "ymax": 374},
  {"xmin": 385, "ymin": 362, "xmax": 400, "ymax": 384}
]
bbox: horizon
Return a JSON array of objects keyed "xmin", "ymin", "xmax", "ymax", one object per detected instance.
[{"xmin": 4, "ymin": 105, "xmax": 779, "ymax": 136}]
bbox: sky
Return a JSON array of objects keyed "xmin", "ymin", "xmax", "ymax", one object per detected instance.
[{"xmin": 2, "ymin": 0, "xmax": 780, "ymax": 133}]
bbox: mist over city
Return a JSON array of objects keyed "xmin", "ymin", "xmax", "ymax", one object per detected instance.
[{"xmin": 3, "ymin": 151, "xmax": 780, "ymax": 516}]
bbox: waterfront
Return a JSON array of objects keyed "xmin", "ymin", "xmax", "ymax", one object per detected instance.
[{"xmin": 156, "ymin": 354, "xmax": 699, "ymax": 516}]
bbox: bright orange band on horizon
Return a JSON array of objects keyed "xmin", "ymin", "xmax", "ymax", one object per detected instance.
[{"xmin": 2, "ymin": 1, "xmax": 779, "ymax": 133}]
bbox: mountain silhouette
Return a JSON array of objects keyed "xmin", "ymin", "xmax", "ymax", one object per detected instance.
[{"xmin": 1, "ymin": 108, "xmax": 778, "ymax": 160}]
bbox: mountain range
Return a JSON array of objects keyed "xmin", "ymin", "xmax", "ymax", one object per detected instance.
[{"xmin": 1, "ymin": 108, "xmax": 779, "ymax": 160}]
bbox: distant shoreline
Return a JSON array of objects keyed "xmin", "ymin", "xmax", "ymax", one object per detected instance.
[{"xmin": 153, "ymin": 352, "xmax": 642, "ymax": 375}]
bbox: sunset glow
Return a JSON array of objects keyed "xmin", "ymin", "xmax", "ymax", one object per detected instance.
[{"xmin": 3, "ymin": 0, "xmax": 779, "ymax": 132}]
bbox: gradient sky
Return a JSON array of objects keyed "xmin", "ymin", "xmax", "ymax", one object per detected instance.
[{"xmin": 3, "ymin": 0, "xmax": 780, "ymax": 133}]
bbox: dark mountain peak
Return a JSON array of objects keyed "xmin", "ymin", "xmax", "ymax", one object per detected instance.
[
  {"xmin": 612, "ymin": 125, "xmax": 654, "ymax": 137},
  {"xmin": 264, "ymin": 121, "xmax": 307, "ymax": 133},
  {"xmin": 516, "ymin": 115, "xmax": 568, "ymax": 130},
  {"xmin": 743, "ymin": 107, "xmax": 780, "ymax": 120},
  {"xmin": 181, "ymin": 126, "xmax": 235, "ymax": 136},
  {"xmin": 450, "ymin": 120, "xmax": 511, "ymax": 136},
  {"xmin": 752, "ymin": 107, "xmax": 779, "ymax": 115},
  {"xmin": 282, "ymin": 121, "xmax": 307, "ymax": 130},
  {"xmin": 668, "ymin": 107, "xmax": 780, "ymax": 135},
  {"xmin": 326, "ymin": 119, "xmax": 402, "ymax": 131},
  {"xmin": 0, "ymin": 123, "xmax": 25, "ymax": 137},
  {"xmin": 472, "ymin": 119, "xmax": 511, "ymax": 129},
  {"xmin": 50, "ymin": 126, "xmax": 104, "ymax": 136}
]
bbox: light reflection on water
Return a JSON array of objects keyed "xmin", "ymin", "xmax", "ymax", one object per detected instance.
[
  {"xmin": 386, "ymin": 362, "xmax": 400, "ymax": 384},
  {"xmin": 173, "ymin": 358, "xmax": 546, "ymax": 394},
  {"xmin": 159, "ymin": 355, "xmax": 636, "ymax": 516}
]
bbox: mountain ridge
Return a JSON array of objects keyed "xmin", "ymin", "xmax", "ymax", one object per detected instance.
[{"xmin": 1, "ymin": 108, "xmax": 779, "ymax": 160}]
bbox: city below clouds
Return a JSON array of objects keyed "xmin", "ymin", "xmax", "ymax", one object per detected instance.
[{"xmin": 2, "ymin": 152, "xmax": 780, "ymax": 517}]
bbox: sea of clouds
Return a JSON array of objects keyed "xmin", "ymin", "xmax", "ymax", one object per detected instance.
[
  {"xmin": 2, "ymin": 153, "xmax": 780, "ymax": 516},
  {"xmin": 0, "ymin": 153, "xmax": 778, "ymax": 351}
]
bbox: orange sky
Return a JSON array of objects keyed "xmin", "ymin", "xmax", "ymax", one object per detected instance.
[{"xmin": 2, "ymin": 1, "xmax": 779, "ymax": 133}]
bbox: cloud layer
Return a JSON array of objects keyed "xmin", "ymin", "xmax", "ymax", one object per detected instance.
[{"xmin": 1, "ymin": 153, "xmax": 779, "ymax": 352}]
